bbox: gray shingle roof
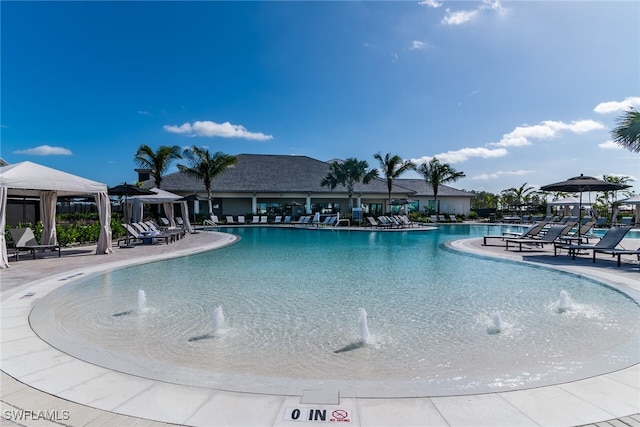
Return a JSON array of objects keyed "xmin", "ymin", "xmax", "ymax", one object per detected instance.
[{"xmin": 153, "ymin": 154, "xmax": 472, "ymax": 198}]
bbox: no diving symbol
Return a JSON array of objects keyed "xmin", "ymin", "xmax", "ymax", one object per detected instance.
[{"xmin": 331, "ymin": 409, "xmax": 349, "ymax": 421}]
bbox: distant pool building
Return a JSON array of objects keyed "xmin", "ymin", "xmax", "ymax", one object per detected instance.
[{"xmin": 140, "ymin": 154, "xmax": 474, "ymax": 219}]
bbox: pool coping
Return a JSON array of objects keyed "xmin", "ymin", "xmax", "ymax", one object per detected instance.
[{"xmin": 1, "ymin": 230, "xmax": 639, "ymax": 426}]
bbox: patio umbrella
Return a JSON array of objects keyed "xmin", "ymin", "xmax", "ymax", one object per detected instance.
[
  {"xmin": 540, "ymin": 174, "xmax": 630, "ymax": 240},
  {"xmin": 107, "ymin": 183, "xmax": 155, "ymax": 223},
  {"xmin": 178, "ymin": 193, "xmax": 204, "ymax": 223}
]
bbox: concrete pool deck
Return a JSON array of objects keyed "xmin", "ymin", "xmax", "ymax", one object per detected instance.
[{"xmin": 1, "ymin": 227, "xmax": 639, "ymax": 426}]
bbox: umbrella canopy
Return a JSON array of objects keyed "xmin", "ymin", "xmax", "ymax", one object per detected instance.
[
  {"xmin": 541, "ymin": 174, "xmax": 631, "ymax": 239},
  {"xmin": 108, "ymin": 184, "xmax": 156, "ymax": 223},
  {"xmin": 540, "ymin": 174, "xmax": 630, "ymax": 193},
  {"xmin": 619, "ymin": 195, "xmax": 640, "ymax": 205},
  {"xmin": 107, "ymin": 183, "xmax": 156, "ymax": 197},
  {"xmin": 178, "ymin": 194, "xmax": 205, "ymax": 202},
  {"xmin": 390, "ymin": 198, "xmax": 416, "ymax": 205}
]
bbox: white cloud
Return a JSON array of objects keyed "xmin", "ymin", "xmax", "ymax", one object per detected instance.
[
  {"xmin": 411, "ymin": 147, "xmax": 508, "ymax": 165},
  {"xmin": 471, "ymin": 170, "xmax": 534, "ymax": 180},
  {"xmin": 13, "ymin": 145, "xmax": 72, "ymax": 156},
  {"xmin": 418, "ymin": 0, "xmax": 442, "ymax": 8},
  {"xmin": 489, "ymin": 119, "xmax": 604, "ymax": 148},
  {"xmin": 593, "ymin": 96, "xmax": 640, "ymax": 114},
  {"xmin": 598, "ymin": 140, "xmax": 624, "ymax": 150},
  {"xmin": 137, "ymin": 110, "xmax": 150, "ymax": 115},
  {"xmin": 164, "ymin": 121, "xmax": 273, "ymax": 141},
  {"xmin": 442, "ymin": 8, "xmax": 478, "ymax": 25},
  {"xmin": 410, "ymin": 40, "xmax": 426, "ymax": 50}
]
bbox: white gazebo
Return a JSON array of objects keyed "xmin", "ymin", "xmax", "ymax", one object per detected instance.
[
  {"xmin": 618, "ymin": 195, "xmax": 640, "ymax": 226},
  {"xmin": 547, "ymin": 196, "xmax": 592, "ymax": 217},
  {"xmin": 128, "ymin": 187, "xmax": 193, "ymax": 233},
  {"xmin": 0, "ymin": 161, "xmax": 112, "ymax": 269}
]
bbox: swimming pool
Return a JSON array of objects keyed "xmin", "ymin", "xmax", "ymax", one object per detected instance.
[{"xmin": 31, "ymin": 225, "xmax": 640, "ymax": 397}]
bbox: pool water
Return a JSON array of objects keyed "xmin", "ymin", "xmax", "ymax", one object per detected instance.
[{"xmin": 31, "ymin": 225, "xmax": 640, "ymax": 397}]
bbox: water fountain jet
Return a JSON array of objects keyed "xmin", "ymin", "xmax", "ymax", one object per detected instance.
[
  {"xmin": 358, "ymin": 308, "xmax": 370, "ymax": 344},
  {"xmin": 558, "ymin": 290, "xmax": 573, "ymax": 313},
  {"xmin": 487, "ymin": 312, "xmax": 503, "ymax": 334},
  {"xmin": 137, "ymin": 290, "xmax": 148, "ymax": 313},
  {"xmin": 213, "ymin": 305, "xmax": 226, "ymax": 335}
]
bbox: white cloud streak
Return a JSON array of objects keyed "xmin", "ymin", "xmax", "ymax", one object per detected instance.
[
  {"xmin": 13, "ymin": 145, "xmax": 72, "ymax": 156},
  {"xmin": 593, "ymin": 96, "xmax": 640, "ymax": 114},
  {"xmin": 411, "ymin": 147, "xmax": 508, "ymax": 165},
  {"xmin": 409, "ymin": 40, "xmax": 426, "ymax": 50},
  {"xmin": 598, "ymin": 140, "xmax": 624, "ymax": 150},
  {"xmin": 488, "ymin": 120, "xmax": 604, "ymax": 148},
  {"xmin": 418, "ymin": 0, "xmax": 442, "ymax": 8},
  {"xmin": 441, "ymin": 0, "xmax": 505, "ymax": 25},
  {"xmin": 442, "ymin": 8, "xmax": 478, "ymax": 25},
  {"xmin": 164, "ymin": 120, "xmax": 273, "ymax": 141}
]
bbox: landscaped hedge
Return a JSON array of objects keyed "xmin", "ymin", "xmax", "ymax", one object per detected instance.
[{"xmin": 6, "ymin": 214, "xmax": 126, "ymax": 246}]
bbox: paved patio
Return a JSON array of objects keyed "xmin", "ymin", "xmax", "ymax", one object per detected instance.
[{"xmin": 1, "ymin": 227, "xmax": 638, "ymax": 426}]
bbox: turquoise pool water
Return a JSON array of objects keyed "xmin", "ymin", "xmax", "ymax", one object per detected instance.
[{"xmin": 31, "ymin": 225, "xmax": 640, "ymax": 397}]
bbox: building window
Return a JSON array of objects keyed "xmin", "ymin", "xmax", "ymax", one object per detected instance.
[{"xmin": 312, "ymin": 202, "xmax": 341, "ymax": 214}]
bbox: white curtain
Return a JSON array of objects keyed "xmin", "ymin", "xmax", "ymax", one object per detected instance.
[
  {"xmin": 0, "ymin": 187, "xmax": 9, "ymax": 269},
  {"xmin": 180, "ymin": 201, "xmax": 194, "ymax": 233},
  {"xmin": 162, "ymin": 202, "xmax": 176, "ymax": 227},
  {"xmin": 95, "ymin": 192, "xmax": 113, "ymax": 254},
  {"xmin": 40, "ymin": 190, "xmax": 58, "ymax": 245},
  {"xmin": 131, "ymin": 199, "xmax": 144, "ymax": 223}
]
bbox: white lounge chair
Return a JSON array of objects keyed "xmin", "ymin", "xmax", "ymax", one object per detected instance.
[{"xmin": 9, "ymin": 227, "xmax": 61, "ymax": 260}]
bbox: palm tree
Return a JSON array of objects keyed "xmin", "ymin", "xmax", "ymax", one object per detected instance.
[
  {"xmin": 134, "ymin": 144, "xmax": 183, "ymax": 189},
  {"xmin": 177, "ymin": 146, "xmax": 237, "ymax": 217},
  {"xmin": 501, "ymin": 182, "xmax": 537, "ymax": 212},
  {"xmin": 417, "ymin": 157, "xmax": 465, "ymax": 216},
  {"xmin": 320, "ymin": 158, "xmax": 379, "ymax": 210},
  {"xmin": 611, "ymin": 109, "xmax": 640, "ymax": 153},
  {"xmin": 373, "ymin": 152, "xmax": 416, "ymax": 213}
]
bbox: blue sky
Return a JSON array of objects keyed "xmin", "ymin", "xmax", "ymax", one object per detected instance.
[{"xmin": 2, "ymin": 1, "xmax": 639, "ymax": 195}]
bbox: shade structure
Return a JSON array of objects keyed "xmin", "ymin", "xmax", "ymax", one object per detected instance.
[
  {"xmin": 390, "ymin": 198, "xmax": 416, "ymax": 205},
  {"xmin": 547, "ymin": 196, "xmax": 592, "ymax": 216},
  {"xmin": 541, "ymin": 174, "xmax": 631, "ymax": 240},
  {"xmin": 0, "ymin": 161, "xmax": 112, "ymax": 268},
  {"xmin": 128, "ymin": 187, "xmax": 193, "ymax": 233},
  {"xmin": 618, "ymin": 195, "xmax": 640, "ymax": 226},
  {"xmin": 178, "ymin": 194, "xmax": 205, "ymax": 223},
  {"xmin": 108, "ymin": 184, "xmax": 156, "ymax": 224}
]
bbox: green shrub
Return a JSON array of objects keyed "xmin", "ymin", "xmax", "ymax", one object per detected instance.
[{"xmin": 468, "ymin": 211, "xmax": 479, "ymax": 220}]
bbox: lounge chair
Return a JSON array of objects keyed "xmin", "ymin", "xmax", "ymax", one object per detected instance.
[
  {"xmin": 226, "ymin": 215, "xmax": 236, "ymax": 224},
  {"xmin": 556, "ymin": 221, "xmax": 596, "ymax": 244},
  {"xmin": 614, "ymin": 217, "xmax": 633, "ymax": 226},
  {"xmin": 122, "ymin": 223, "xmax": 173, "ymax": 245},
  {"xmin": 378, "ymin": 216, "xmax": 399, "ymax": 228},
  {"xmin": 319, "ymin": 216, "xmax": 333, "ymax": 226},
  {"xmin": 260, "ymin": 216, "xmax": 268, "ymax": 224},
  {"xmin": 202, "ymin": 215, "xmax": 220, "ymax": 227},
  {"xmin": 237, "ymin": 215, "xmax": 246, "ymax": 224},
  {"xmin": 429, "ymin": 215, "xmax": 438, "ymax": 223},
  {"xmin": 505, "ymin": 224, "xmax": 570, "ymax": 252},
  {"xmin": 366, "ymin": 216, "xmax": 381, "ymax": 227},
  {"xmin": 594, "ymin": 246, "xmax": 640, "ymax": 267},
  {"xmin": 9, "ymin": 227, "xmax": 61, "ymax": 260},
  {"xmin": 554, "ymin": 225, "xmax": 632, "ymax": 260},
  {"xmin": 274, "ymin": 216, "xmax": 282, "ymax": 223},
  {"xmin": 251, "ymin": 216, "xmax": 260, "ymax": 224},
  {"xmin": 283, "ymin": 216, "xmax": 292, "ymax": 224},
  {"xmin": 595, "ymin": 217, "xmax": 608, "ymax": 228},
  {"xmin": 483, "ymin": 222, "xmax": 546, "ymax": 246}
]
